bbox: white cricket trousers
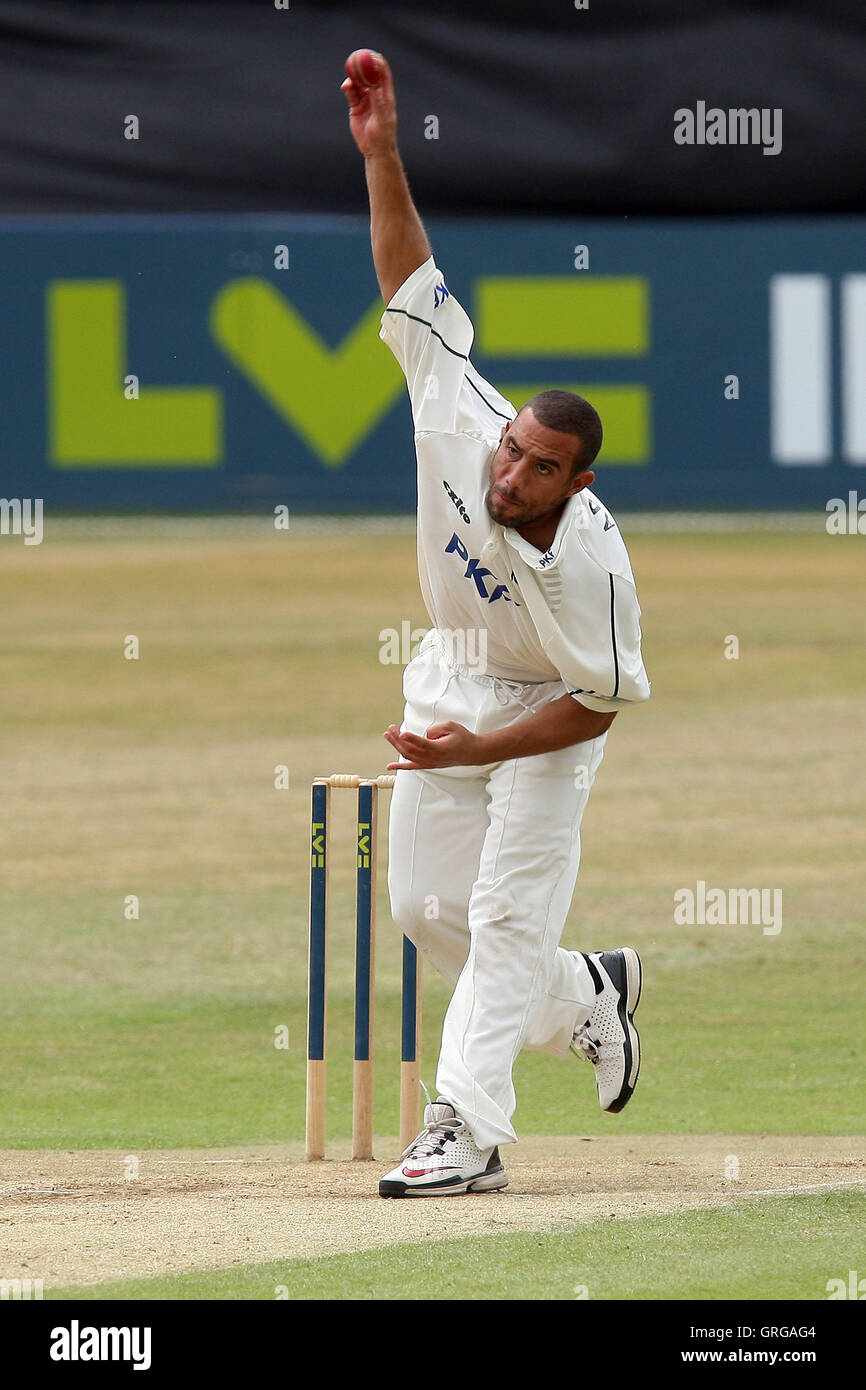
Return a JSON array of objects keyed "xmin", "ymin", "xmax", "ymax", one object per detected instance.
[{"xmin": 387, "ymin": 634, "xmax": 607, "ymax": 1151}]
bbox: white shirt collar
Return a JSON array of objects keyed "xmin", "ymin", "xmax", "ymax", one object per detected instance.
[{"xmin": 500, "ymin": 491, "xmax": 583, "ymax": 571}]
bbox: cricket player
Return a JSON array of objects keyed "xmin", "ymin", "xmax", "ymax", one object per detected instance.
[{"xmin": 342, "ymin": 50, "xmax": 650, "ymax": 1198}]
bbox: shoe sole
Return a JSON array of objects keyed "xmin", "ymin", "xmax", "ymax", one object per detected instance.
[
  {"xmin": 604, "ymin": 946, "xmax": 641, "ymax": 1113},
  {"xmin": 379, "ymin": 1167, "xmax": 508, "ymax": 1198}
]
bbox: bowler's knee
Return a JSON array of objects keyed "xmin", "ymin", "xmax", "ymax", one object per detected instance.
[
  {"xmin": 388, "ymin": 872, "xmax": 421, "ymax": 941},
  {"xmin": 389, "ymin": 876, "xmax": 443, "ymax": 950}
]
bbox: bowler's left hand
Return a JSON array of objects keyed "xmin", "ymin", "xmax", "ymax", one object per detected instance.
[{"xmin": 384, "ymin": 720, "xmax": 482, "ymax": 770}]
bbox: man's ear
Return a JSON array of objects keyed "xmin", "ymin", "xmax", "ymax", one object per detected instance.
[{"xmin": 569, "ymin": 469, "xmax": 595, "ymax": 497}]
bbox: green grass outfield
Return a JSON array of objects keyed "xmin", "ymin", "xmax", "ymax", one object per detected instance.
[
  {"xmin": 1, "ymin": 516, "xmax": 864, "ymax": 1300},
  {"xmin": 47, "ymin": 1192, "xmax": 866, "ymax": 1301},
  {"xmin": 0, "ymin": 518, "xmax": 863, "ymax": 1147}
]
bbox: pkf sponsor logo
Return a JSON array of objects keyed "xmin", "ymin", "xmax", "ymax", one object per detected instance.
[{"xmin": 444, "ymin": 533, "xmax": 519, "ymax": 604}]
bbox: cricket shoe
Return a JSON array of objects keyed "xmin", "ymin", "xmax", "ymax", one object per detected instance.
[
  {"xmin": 378, "ymin": 1099, "xmax": 508, "ymax": 1198},
  {"xmin": 571, "ymin": 947, "xmax": 642, "ymax": 1113}
]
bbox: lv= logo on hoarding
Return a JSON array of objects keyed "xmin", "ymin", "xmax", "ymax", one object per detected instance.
[
  {"xmin": 46, "ymin": 276, "xmax": 651, "ymax": 470},
  {"xmin": 770, "ymin": 275, "xmax": 866, "ymax": 465}
]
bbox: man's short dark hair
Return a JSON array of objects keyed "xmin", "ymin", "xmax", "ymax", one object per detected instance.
[{"xmin": 518, "ymin": 389, "xmax": 603, "ymax": 474}]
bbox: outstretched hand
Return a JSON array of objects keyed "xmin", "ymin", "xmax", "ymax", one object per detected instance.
[
  {"xmin": 384, "ymin": 721, "xmax": 483, "ymax": 771},
  {"xmin": 341, "ymin": 50, "xmax": 398, "ymax": 157}
]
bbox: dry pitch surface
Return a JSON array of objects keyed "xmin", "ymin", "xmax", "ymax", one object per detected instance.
[{"xmin": 3, "ymin": 1136, "xmax": 866, "ymax": 1288}]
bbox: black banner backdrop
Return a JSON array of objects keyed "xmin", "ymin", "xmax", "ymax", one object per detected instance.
[{"xmin": 0, "ymin": 0, "xmax": 863, "ymax": 215}]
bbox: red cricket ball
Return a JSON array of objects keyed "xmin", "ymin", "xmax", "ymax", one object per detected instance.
[{"xmin": 347, "ymin": 49, "xmax": 382, "ymax": 88}]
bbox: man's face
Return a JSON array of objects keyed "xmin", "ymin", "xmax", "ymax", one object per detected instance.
[{"xmin": 485, "ymin": 408, "xmax": 595, "ymax": 530}]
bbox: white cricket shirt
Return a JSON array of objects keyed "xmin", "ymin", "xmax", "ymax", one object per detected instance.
[{"xmin": 379, "ymin": 256, "xmax": 651, "ymax": 712}]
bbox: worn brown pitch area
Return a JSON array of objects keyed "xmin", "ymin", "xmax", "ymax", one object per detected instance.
[{"xmin": 1, "ymin": 1135, "xmax": 865, "ymax": 1289}]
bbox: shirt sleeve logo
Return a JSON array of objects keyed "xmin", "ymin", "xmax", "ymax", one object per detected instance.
[
  {"xmin": 433, "ymin": 282, "xmax": 450, "ymax": 308},
  {"xmin": 443, "ymin": 478, "xmax": 470, "ymax": 524},
  {"xmin": 586, "ymin": 496, "xmax": 617, "ymax": 532}
]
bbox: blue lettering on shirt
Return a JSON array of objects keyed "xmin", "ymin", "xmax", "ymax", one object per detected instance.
[{"xmin": 444, "ymin": 532, "xmax": 519, "ymax": 604}]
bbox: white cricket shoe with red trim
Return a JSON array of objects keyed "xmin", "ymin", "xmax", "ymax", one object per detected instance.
[{"xmin": 379, "ymin": 1100, "xmax": 508, "ymax": 1198}]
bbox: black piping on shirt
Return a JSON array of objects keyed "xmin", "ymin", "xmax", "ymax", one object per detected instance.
[
  {"xmin": 384, "ymin": 307, "xmax": 513, "ymax": 423},
  {"xmin": 609, "ymin": 573, "xmax": 620, "ymax": 698},
  {"xmin": 567, "ymin": 576, "xmax": 621, "ymax": 702}
]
